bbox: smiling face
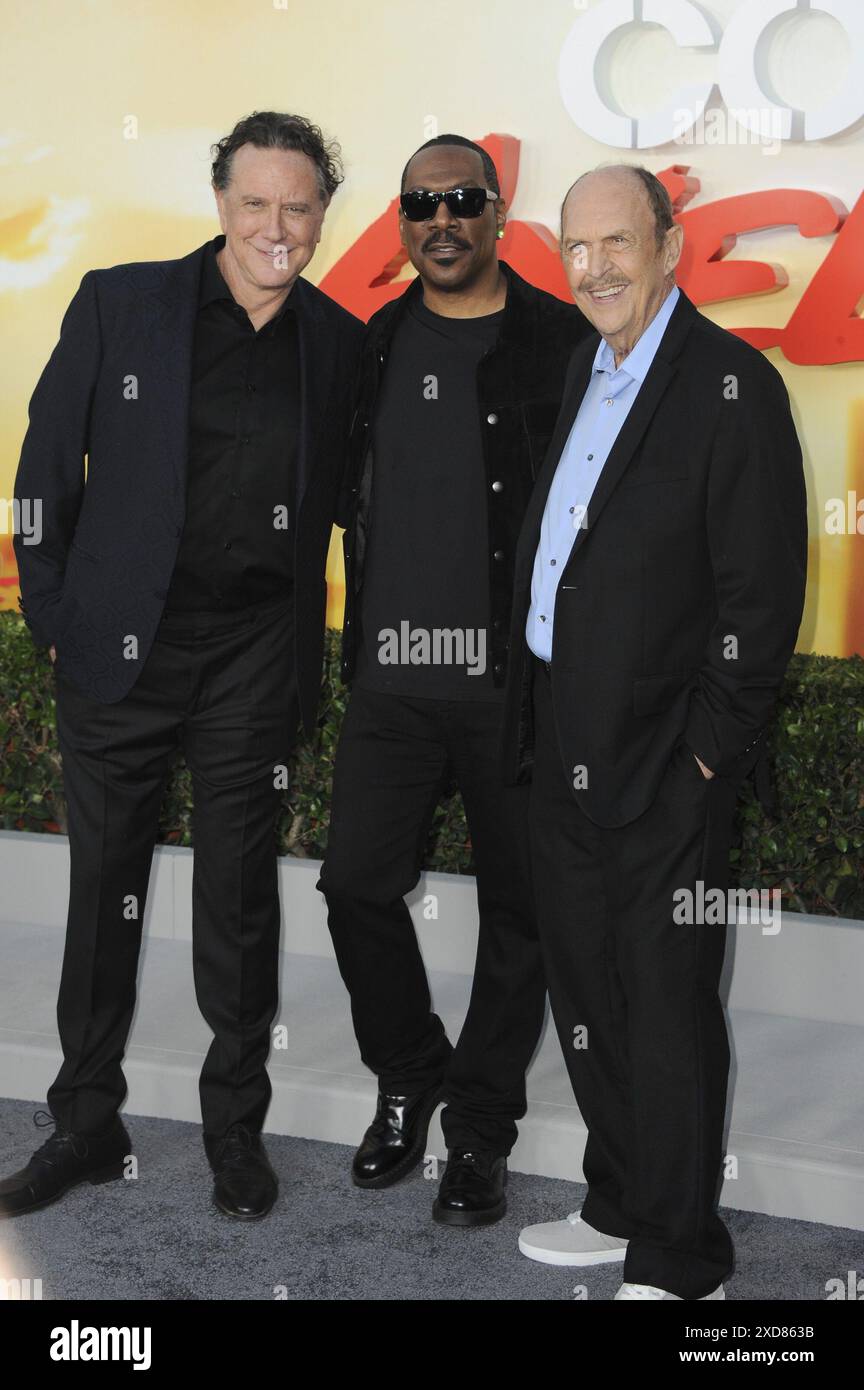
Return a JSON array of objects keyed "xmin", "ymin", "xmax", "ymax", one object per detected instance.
[
  {"xmin": 560, "ymin": 167, "xmax": 682, "ymax": 359},
  {"xmin": 214, "ymin": 142, "xmax": 326, "ymax": 296},
  {"xmin": 399, "ymin": 144, "xmax": 505, "ymax": 295}
]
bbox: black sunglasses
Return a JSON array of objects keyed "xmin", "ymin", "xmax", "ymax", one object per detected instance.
[{"xmin": 400, "ymin": 187, "xmax": 497, "ymax": 222}]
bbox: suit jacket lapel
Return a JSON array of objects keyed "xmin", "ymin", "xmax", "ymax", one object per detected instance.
[
  {"xmin": 514, "ymin": 289, "xmax": 698, "ymax": 595},
  {"xmin": 560, "ymin": 292, "xmax": 698, "ymax": 575},
  {"xmin": 560, "ymin": 355, "xmax": 674, "ymax": 572},
  {"xmin": 140, "ymin": 244, "xmax": 205, "ymax": 521},
  {"xmin": 513, "ymin": 336, "xmax": 596, "ymax": 590}
]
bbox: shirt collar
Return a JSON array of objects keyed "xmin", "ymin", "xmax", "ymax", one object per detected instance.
[
  {"xmin": 198, "ymin": 234, "xmax": 295, "ymax": 324},
  {"xmin": 592, "ymin": 284, "xmax": 680, "ymax": 383},
  {"xmin": 198, "ymin": 235, "xmax": 233, "ymax": 309}
]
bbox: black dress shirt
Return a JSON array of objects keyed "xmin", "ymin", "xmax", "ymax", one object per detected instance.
[{"xmin": 164, "ymin": 234, "xmax": 300, "ymax": 612}]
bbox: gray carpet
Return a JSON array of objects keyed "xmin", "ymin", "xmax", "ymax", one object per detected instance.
[{"xmin": 1, "ymin": 1098, "xmax": 860, "ymax": 1300}]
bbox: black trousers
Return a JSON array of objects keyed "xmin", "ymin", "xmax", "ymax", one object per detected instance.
[
  {"xmin": 530, "ymin": 659, "xmax": 737, "ymax": 1299},
  {"xmin": 317, "ymin": 684, "xmax": 547, "ymax": 1155},
  {"xmin": 47, "ymin": 592, "xmax": 299, "ymax": 1141}
]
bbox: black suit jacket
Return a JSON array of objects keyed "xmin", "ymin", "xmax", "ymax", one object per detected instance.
[
  {"xmin": 13, "ymin": 242, "xmax": 362, "ymax": 734},
  {"xmin": 501, "ymin": 288, "xmax": 808, "ymax": 828}
]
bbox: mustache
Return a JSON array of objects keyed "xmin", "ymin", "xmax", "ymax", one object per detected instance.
[
  {"xmin": 423, "ymin": 232, "xmax": 471, "ymax": 252},
  {"xmin": 581, "ymin": 278, "xmax": 630, "ymax": 291}
]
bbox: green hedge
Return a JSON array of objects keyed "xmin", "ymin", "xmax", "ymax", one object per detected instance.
[{"xmin": 1, "ymin": 612, "xmax": 862, "ymax": 918}]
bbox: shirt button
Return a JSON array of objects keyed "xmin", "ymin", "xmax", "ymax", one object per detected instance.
[
  {"xmin": 487, "ymin": 412, "xmax": 498, "ymax": 425},
  {"xmin": 246, "ymin": 384, "xmax": 256, "ymax": 393},
  {"xmin": 540, "ymin": 615, "xmax": 547, "ymax": 622},
  {"xmin": 224, "ymin": 541, "xmax": 232, "ymax": 551},
  {"xmin": 231, "ymin": 489, "xmax": 241, "ymax": 499},
  {"xmin": 550, "ymin": 559, "xmax": 557, "ymax": 566},
  {"xmin": 240, "ymin": 436, "xmax": 250, "ymax": 445},
  {"xmin": 587, "ymin": 453, "xmax": 594, "ymax": 460},
  {"xmin": 493, "ymin": 548, "xmax": 504, "ymax": 561},
  {"xmin": 605, "ymin": 398, "xmax": 613, "ymax": 406},
  {"xmin": 492, "ymin": 480, "xmax": 503, "ymax": 493}
]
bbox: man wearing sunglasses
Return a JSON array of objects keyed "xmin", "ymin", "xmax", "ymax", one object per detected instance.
[{"xmin": 318, "ymin": 135, "xmax": 591, "ymax": 1226}]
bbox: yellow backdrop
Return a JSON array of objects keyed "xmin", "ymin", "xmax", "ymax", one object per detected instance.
[{"xmin": 1, "ymin": 0, "xmax": 862, "ymax": 655}]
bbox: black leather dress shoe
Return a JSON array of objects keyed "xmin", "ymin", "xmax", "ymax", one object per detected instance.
[
  {"xmin": 432, "ymin": 1147, "xmax": 508, "ymax": 1226},
  {"xmin": 204, "ymin": 1124, "xmax": 278, "ymax": 1220},
  {"xmin": 352, "ymin": 1083, "xmax": 445, "ymax": 1189},
  {"xmin": 0, "ymin": 1110, "xmax": 130, "ymax": 1219}
]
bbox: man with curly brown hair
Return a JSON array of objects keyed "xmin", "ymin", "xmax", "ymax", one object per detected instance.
[{"xmin": 6, "ymin": 112, "xmax": 362, "ymax": 1222}]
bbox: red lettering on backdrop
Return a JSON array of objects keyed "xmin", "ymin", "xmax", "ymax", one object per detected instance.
[
  {"xmin": 320, "ymin": 137, "xmax": 863, "ymax": 366},
  {"xmin": 672, "ymin": 188, "xmax": 843, "ymax": 302},
  {"xmin": 776, "ymin": 190, "xmax": 864, "ymax": 366},
  {"xmin": 669, "ymin": 180, "xmax": 860, "ymax": 364}
]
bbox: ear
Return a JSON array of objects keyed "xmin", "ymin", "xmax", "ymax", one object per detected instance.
[
  {"xmin": 495, "ymin": 198, "xmax": 508, "ymax": 238},
  {"xmin": 664, "ymin": 222, "xmax": 684, "ymax": 276},
  {"xmin": 213, "ymin": 184, "xmax": 228, "ymax": 235},
  {"xmin": 398, "ymin": 210, "xmax": 408, "ymax": 250},
  {"xmin": 315, "ymin": 195, "xmax": 331, "ymax": 246}
]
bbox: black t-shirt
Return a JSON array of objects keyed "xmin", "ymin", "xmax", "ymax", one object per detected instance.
[{"xmin": 355, "ymin": 294, "xmax": 505, "ymax": 700}]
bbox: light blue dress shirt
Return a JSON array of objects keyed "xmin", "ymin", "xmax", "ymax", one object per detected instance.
[{"xmin": 526, "ymin": 286, "xmax": 680, "ymax": 661}]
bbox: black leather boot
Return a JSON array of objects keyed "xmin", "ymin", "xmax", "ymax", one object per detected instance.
[
  {"xmin": 432, "ymin": 1147, "xmax": 508, "ymax": 1226},
  {"xmin": 0, "ymin": 1110, "xmax": 130, "ymax": 1218},
  {"xmin": 203, "ymin": 1124, "xmax": 278, "ymax": 1220},
  {"xmin": 352, "ymin": 1083, "xmax": 444, "ymax": 1189}
]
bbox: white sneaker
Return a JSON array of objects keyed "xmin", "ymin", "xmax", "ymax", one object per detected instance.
[
  {"xmin": 518, "ymin": 1209, "xmax": 629, "ymax": 1266},
  {"xmin": 615, "ymin": 1282, "xmax": 725, "ymax": 1300}
]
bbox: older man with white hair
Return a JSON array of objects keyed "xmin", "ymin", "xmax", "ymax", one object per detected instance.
[{"xmin": 502, "ymin": 164, "xmax": 807, "ymax": 1299}]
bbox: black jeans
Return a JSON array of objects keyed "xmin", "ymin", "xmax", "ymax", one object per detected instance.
[
  {"xmin": 318, "ymin": 684, "xmax": 547, "ymax": 1156},
  {"xmin": 47, "ymin": 592, "xmax": 299, "ymax": 1141},
  {"xmin": 530, "ymin": 658, "xmax": 738, "ymax": 1299}
]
